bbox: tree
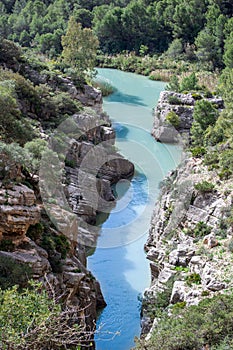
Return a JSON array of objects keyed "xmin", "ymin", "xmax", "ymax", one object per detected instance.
[
  {"xmin": 61, "ymin": 16, "xmax": 99, "ymax": 78},
  {"xmin": 92, "ymin": 5, "xmax": 125, "ymax": 53},
  {"xmin": 165, "ymin": 38, "xmax": 183, "ymax": 58},
  {"xmin": 191, "ymin": 100, "xmax": 219, "ymax": 146},
  {"xmin": 224, "ymin": 34, "xmax": 233, "ymax": 68},
  {"xmin": 0, "ymin": 282, "xmax": 91, "ymax": 349},
  {"xmin": 195, "ymin": 29, "xmax": 220, "ymax": 70},
  {"xmin": 172, "ymin": 0, "xmax": 207, "ymax": 44},
  {"xmin": 180, "ymin": 72, "xmax": 198, "ymax": 92}
]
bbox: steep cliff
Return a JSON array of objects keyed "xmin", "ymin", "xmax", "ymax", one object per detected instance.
[
  {"xmin": 0, "ymin": 46, "xmax": 134, "ymax": 348},
  {"xmin": 141, "ymin": 91, "xmax": 233, "ymax": 343}
]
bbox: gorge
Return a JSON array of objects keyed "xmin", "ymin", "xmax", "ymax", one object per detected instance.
[{"xmin": 88, "ymin": 68, "xmax": 182, "ymax": 350}]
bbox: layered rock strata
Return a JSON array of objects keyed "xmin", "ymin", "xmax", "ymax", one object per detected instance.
[
  {"xmin": 0, "ymin": 67, "xmax": 134, "ymax": 347},
  {"xmin": 141, "ymin": 91, "xmax": 232, "ymax": 339}
]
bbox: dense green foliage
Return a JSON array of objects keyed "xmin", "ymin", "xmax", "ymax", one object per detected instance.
[
  {"xmin": 0, "ymin": 282, "xmax": 85, "ymax": 349},
  {"xmin": 0, "ymin": 1, "xmax": 232, "ymax": 349},
  {"xmin": 137, "ymin": 293, "xmax": 233, "ymax": 350},
  {"xmin": 0, "ymin": 0, "xmax": 232, "ymax": 68},
  {"xmin": 61, "ymin": 15, "xmax": 99, "ymax": 78}
]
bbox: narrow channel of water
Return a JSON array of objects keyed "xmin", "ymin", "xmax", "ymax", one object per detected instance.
[{"xmin": 88, "ymin": 68, "xmax": 182, "ymax": 350}]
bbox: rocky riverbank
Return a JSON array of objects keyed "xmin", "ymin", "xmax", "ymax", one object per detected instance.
[
  {"xmin": 140, "ymin": 91, "xmax": 233, "ymax": 340},
  {"xmin": 0, "ymin": 47, "xmax": 134, "ymax": 348}
]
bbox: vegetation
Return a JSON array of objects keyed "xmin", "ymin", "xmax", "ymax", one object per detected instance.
[
  {"xmin": 194, "ymin": 181, "xmax": 215, "ymax": 193},
  {"xmin": 0, "ymin": 1, "xmax": 232, "ymax": 349},
  {"xmin": 136, "ymin": 293, "xmax": 233, "ymax": 350},
  {"xmin": 0, "ymin": 256, "xmax": 32, "ymax": 290},
  {"xmin": 185, "ymin": 272, "xmax": 201, "ymax": 286},
  {"xmin": 0, "ymin": 282, "xmax": 89, "ymax": 349},
  {"xmin": 61, "ymin": 16, "xmax": 99, "ymax": 79},
  {"xmin": 165, "ymin": 111, "xmax": 180, "ymax": 128}
]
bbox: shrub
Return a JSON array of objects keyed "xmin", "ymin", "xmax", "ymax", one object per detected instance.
[
  {"xmin": 0, "ymin": 256, "xmax": 32, "ymax": 290},
  {"xmin": 165, "ymin": 111, "xmax": 180, "ymax": 128},
  {"xmin": 193, "ymin": 221, "xmax": 212, "ymax": 238},
  {"xmin": 136, "ymin": 293, "xmax": 233, "ymax": 350},
  {"xmin": 191, "ymin": 93, "xmax": 202, "ymax": 100},
  {"xmin": 93, "ymin": 80, "xmax": 116, "ymax": 96},
  {"xmin": 180, "ymin": 72, "xmax": 199, "ymax": 92},
  {"xmin": 0, "ymin": 83, "xmax": 35, "ymax": 145},
  {"xmin": 201, "ymin": 290, "xmax": 210, "ymax": 297},
  {"xmin": 143, "ymin": 278, "xmax": 174, "ymax": 318},
  {"xmin": 0, "ymin": 39, "xmax": 22, "ymax": 65},
  {"xmin": 26, "ymin": 223, "xmax": 44, "ymax": 243},
  {"xmin": 0, "ymin": 141, "xmax": 31, "ymax": 181},
  {"xmin": 190, "ymin": 146, "xmax": 206, "ymax": 157},
  {"xmin": 204, "ymin": 151, "xmax": 219, "ymax": 169},
  {"xmin": 0, "ymin": 239, "xmax": 15, "ymax": 252},
  {"xmin": 185, "ymin": 273, "xmax": 201, "ymax": 286},
  {"xmin": 166, "ymin": 75, "xmax": 180, "ymax": 92},
  {"xmin": 65, "ymin": 158, "xmax": 77, "ymax": 168},
  {"xmin": 219, "ymin": 149, "xmax": 233, "ymax": 179},
  {"xmin": 165, "ymin": 39, "xmax": 183, "ymax": 59},
  {"xmin": 167, "ymin": 95, "xmax": 182, "ymax": 105},
  {"xmin": 0, "ymin": 282, "xmax": 86, "ymax": 349},
  {"xmin": 194, "ymin": 181, "xmax": 215, "ymax": 193},
  {"xmin": 172, "ymin": 301, "xmax": 187, "ymax": 312},
  {"xmin": 39, "ymin": 231, "xmax": 70, "ymax": 272}
]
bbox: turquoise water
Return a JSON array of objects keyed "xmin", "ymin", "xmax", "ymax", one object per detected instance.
[{"xmin": 88, "ymin": 69, "xmax": 182, "ymax": 350}]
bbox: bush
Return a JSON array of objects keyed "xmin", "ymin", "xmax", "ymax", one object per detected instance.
[
  {"xmin": 191, "ymin": 93, "xmax": 202, "ymax": 100},
  {"xmin": 190, "ymin": 146, "xmax": 206, "ymax": 157},
  {"xmin": 0, "ymin": 256, "xmax": 32, "ymax": 290},
  {"xmin": 166, "ymin": 75, "xmax": 180, "ymax": 92},
  {"xmin": 219, "ymin": 149, "xmax": 233, "ymax": 179},
  {"xmin": 193, "ymin": 221, "xmax": 212, "ymax": 239},
  {"xmin": 0, "ymin": 141, "xmax": 31, "ymax": 181},
  {"xmin": 93, "ymin": 79, "xmax": 116, "ymax": 96},
  {"xmin": 26, "ymin": 223, "xmax": 44, "ymax": 242},
  {"xmin": 167, "ymin": 95, "xmax": 182, "ymax": 105},
  {"xmin": 165, "ymin": 111, "xmax": 180, "ymax": 128},
  {"xmin": 0, "ymin": 39, "xmax": 22, "ymax": 65},
  {"xmin": 138, "ymin": 293, "xmax": 233, "ymax": 350},
  {"xmin": 180, "ymin": 72, "xmax": 199, "ymax": 92},
  {"xmin": 185, "ymin": 273, "xmax": 201, "ymax": 286},
  {"xmin": 0, "ymin": 282, "xmax": 86, "ymax": 349},
  {"xmin": 0, "ymin": 83, "xmax": 34, "ymax": 145},
  {"xmin": 39, "ymin": 231, "xmax": 70, "ymax": 272},
  {"xmin": 194, "ymin": 181, "xmax": 215, "ymax": 193},
  {"xmin": 0, "ymin": 239, "xmax": 15, "ymax": 252}
]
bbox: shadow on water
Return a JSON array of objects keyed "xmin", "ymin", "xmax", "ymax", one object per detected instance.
[
  {"xmin": 106, "ymin": 90, "xmax": 147, "ymax": 107},
  {"xmin": 113, "ymin": 123, "xmax": 130, "ymax": 139},
  {"xmin": 88, "ymin": 170, "xmax": 150, "ymax": 350}
]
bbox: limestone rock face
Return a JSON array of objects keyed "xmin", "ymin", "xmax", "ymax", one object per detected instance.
[
  {"xmin": 0, "ymin": 60, "xmax": 134, "ymax": 344},
  {"xmin": 0, "ymin": 183, "xmax": 40, "ymax": 242},
  {"xmin": 151, "ymin": 91, "xmax": 224, "ymax": 143},
  {"xmin": 142, "ymin": 157, "xmax": 233, "ymax": 334}
]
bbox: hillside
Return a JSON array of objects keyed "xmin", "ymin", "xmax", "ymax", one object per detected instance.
[{"xmin": 0, "ymin": 40, "xmax": 134, "ymax": 349}]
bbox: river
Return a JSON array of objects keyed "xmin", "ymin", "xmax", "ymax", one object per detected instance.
[{"xmin": 88, "ymin": 68, "xmax": 181, "ymax": 350}]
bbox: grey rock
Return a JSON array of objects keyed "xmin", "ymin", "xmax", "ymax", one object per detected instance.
[
  {"xmin": 206, "ymin": 280, "xmax": 226, "ymax": 291},
  {"xmin": 170, "ymin": 281, "xmax": 186, "ymax": 304}
]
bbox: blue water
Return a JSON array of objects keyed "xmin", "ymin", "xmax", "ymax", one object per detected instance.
[{"xmin": 88, "ymin": 69, "xmax": 182, "ymax": 350}]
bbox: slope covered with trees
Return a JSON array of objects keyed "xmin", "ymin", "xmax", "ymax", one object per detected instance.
[{"xmin": 0, "ymin": 0, "xmax": 232, "ymax": 69}]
